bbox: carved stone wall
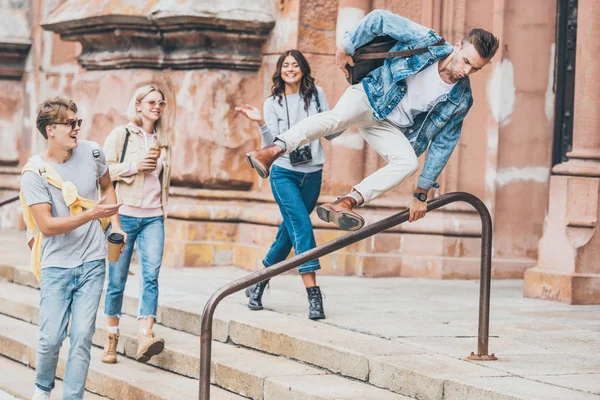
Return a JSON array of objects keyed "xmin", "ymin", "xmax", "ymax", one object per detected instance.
[
  {"xmin": 524, "ymin": 0, "xmax": 600, "ymax": 304},
  {"xmin": 41, "ymin": 0, "xmax": 275, "ymax": 71},
  {"xmin": 0, "ymin": 0, "xmax": 30, "ymax": 79},
  {"xmin": 0, "ymin": 0, "xmax": 562, "ymax": 281}
]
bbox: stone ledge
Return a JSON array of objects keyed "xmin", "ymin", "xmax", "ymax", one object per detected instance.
[
  {"xmin": 0, "ymin": 3, "xmax": 31, "ymax": 79},
  {"xmin": 166, "ymin": 196, "xmax": 484, "ymax": 236},
  {"xmin": 523, "ymin": 267, "xmax": 600, "ymax": 305},
  {"xmin": 169, "ymin": 186, "xmax": 480, "ymax": 213},
  {"xmin": 41, "ymin": 0, "xmax": 275, "ymax": 71},
  {"xmin": 162, "ymin": 218, "xmax": 533, "ymax": 278},
  {"xmin": 0, "ymin": 41, "xmax": 31, "ymax": 79},
  {"xmin": 0, "ymin": 356, "xmax": 104, "ymax": 400}
]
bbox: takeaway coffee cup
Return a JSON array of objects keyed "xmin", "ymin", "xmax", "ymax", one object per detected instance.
[
  {"xmin": 148, "ymin": 146, "xmax": 160, "ymax": 159},
  {"xmin": 107, "ymin": 232, "xmax": 124, "ymax": 262}
]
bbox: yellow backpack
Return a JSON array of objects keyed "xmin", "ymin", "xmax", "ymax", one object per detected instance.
[{"xmin": 20, "ymin": 155, "xmax": 109, "ymax": 281}]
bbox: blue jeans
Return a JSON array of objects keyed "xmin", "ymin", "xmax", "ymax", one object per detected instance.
[
  {"xmin": 264, "ymin": 165, "xmax": 322, "ymax": 274},
  {"xmin": 35, "ymin": 259, "xmax": 105, "ymax": 399},
  {"xmin": 104, "ymin": 215, "xmax": 164, "ymax": 319}
]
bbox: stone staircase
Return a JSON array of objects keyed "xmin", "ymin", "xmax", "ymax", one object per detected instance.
[
  {"xmin": 1, "ymin": 231, "xmax": 597, "ymax": 400},
  {"xmin": 0, "ymin": 263, "xmax": 413, "ymax": 399}
]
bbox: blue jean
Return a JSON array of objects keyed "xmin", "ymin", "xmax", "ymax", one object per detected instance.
[
  {"xmin": 35, "ymin": 259, "xmax": 105, "ymax": 399},
  {"xmin": 264, "ymin": 165, "xmax": 322, "ymax": 274},
  {"xmin": 104, "ymin": 215, "xmax": 164, "ymax": 319}
]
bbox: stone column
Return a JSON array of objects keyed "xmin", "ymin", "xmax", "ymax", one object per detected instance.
[
  {"xmin": 524, "ymin": 0, "xmax": 600, "ymax": 304},
  {"xmin": 0, "ymin": 0, "xmax": 30, "ymax": 229}
]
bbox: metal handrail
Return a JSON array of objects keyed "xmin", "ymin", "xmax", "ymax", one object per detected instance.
[
  {"xmin": 199, "ymin": 192, "xmax": 496, "ymax": 399},
  {"xmin": 0, "ymin": 194, "xmax": 19, "ymax": 207}
]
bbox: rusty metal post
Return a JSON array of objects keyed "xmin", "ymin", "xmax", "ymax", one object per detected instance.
[
  {"xmin": 199, "ymin": 192, "xmax": 495, "ymax": 399},
  {"xmin": 465, "ymin": 194, "xmax": 497, "ymax": 361}
]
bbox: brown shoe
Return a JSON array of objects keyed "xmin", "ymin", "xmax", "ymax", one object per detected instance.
[
  {"xmin": 136, "ymin": 330, "xmax": 165, "ymax": 363},
  {"xmin": 317, "ymin": 196, "xmax": 365, "ymax": 231},
  {"xmin": 101, "ymin": 332, "xmax": 119, "ymax": 364},
  {"xmin": 245, "ymin": 143, "xmax": 285, "ymax": 179}
]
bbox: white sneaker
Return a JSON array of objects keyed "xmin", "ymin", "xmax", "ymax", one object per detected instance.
[{"xmin": 32, "ymin": 387, "xmax": 50, "ymax": 400}]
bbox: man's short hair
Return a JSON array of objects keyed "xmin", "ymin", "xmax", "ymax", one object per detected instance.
[
  {"xmin": 36, "ymin": 97, "xmax": 78, "ymax": 139},
  {"xmin": 462, "ymin": 28, "xmax": 499, "ymax": 60}
]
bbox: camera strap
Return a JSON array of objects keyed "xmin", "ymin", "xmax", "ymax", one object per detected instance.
[
  {"xmin": 283, "ymin": 88, "xmax": 322, "ymax": 130},
  {"xmin": 314, "ymin": 92, "xmax": 322, "ymax": 113},
  {"xmin": 284, "ymin": 93, "xmax": 291, "ymax": 130}
]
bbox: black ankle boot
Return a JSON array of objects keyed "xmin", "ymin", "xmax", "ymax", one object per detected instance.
[
  {"xmin": 245, "ymin": 279, "xmax": 269, "ymax": 310},
  {"xmin": 306, "ymin": 286, "xmax": 325, "ymax": 320}
]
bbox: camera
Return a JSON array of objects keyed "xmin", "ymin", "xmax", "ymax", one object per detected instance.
[{"xmin": 289, "ymin": 145, "xmax": 313, "ymax": 166}]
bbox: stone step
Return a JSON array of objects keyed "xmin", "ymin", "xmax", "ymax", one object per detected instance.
[
  {"xmin": 0, "ymin": 314, "xmax": 243, "ymax": 400},
  {"xmin": 3, "ymin": 263, "xmax": 597, "ymax": 400},
  {"xmin": 92, "ymin": 315, "xmax": 331, "ymax": 399},
  {"xmin": 0, "ymin": 389, "xmax": 18, "ymax": 400},
  {"xmin": 0, "ymin": 356, "xmax": 105, "ymax": 400},
  {"xmin": 0, "ymin": 279, "xmax": 412, "ymax": 400}
]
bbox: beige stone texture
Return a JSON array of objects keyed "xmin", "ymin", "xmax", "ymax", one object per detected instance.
[
  {"xmin": 264, "ymin": 374, "xmax": 412, "ymax": 400},
  {"xmin": 0, "ymin": 82, "xmax": 24, "ymax": 164},
  {"xmin": 0, "ymin": 356, "xmax": 105, "ymax": 400},
  {"xmin": 524, "ymin": 0, "xmax": 600, "ymax": 304},
  {"xmin": 2, "ymin": 0, "xmax": 594, "ymax": 306},
  {"xmin": 1, "ymin": 243, "xmax": 599, "ymax": 399},
  {"xmin": 298, "ymin": 0, "xmax": 338, "ymax": 55}
]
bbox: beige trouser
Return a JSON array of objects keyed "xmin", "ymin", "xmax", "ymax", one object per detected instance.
[{"xmin": 280, "ymin": 84, "xmax": 418, "ymax": 204}]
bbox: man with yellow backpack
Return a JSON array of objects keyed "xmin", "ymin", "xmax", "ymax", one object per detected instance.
[{"xmin": 20, "ymin": 97, "xmax": 126, "ymax": 400}]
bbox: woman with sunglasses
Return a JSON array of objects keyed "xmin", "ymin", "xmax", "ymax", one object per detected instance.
[
  {"xmin": 235, "ymin": 50, "xmax": 342, "ymax": 320},
  {"xmin": 101, "ymin": 84, "xmax": 172, "ymax": 364}
]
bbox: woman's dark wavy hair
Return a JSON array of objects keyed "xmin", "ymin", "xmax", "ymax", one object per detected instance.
[{"xmin": 271, "ymin": 50, "xmax": 318, "ymax": 111}]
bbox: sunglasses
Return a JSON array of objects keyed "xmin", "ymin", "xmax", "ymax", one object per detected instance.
[
  {"xmin": 141, "ymin": 100, "xmax": 167, "ymax": 110},
  {"xmin": 53, "ymin": 118, "xmax": 82, "ymax": 130}
]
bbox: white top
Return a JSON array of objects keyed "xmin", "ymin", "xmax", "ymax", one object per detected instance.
[
  {"xmin": 260, "ymin": 86, "xmax": 331, "ymax": 173},
  {"xmin": 386, "ymin": 60, "xmax": 455, "ymax": 133}
]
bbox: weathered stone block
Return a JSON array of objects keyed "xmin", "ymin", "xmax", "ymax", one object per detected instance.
[{"xmin": 41, "ymin": 0, "xmax": 276, "ymax": 71}]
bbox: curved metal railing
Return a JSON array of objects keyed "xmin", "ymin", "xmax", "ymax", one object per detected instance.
[
  {"xmin": 0, "ymin": 194, "xmax": 19, "ymax": 208},
  {"xmin": 199, "ymin": 192, "xmax": 496, "ymax": 399}
]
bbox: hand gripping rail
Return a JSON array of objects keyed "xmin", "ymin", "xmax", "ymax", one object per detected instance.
[{"xmin": 199, "ymin": 192, "xmax": 496, "ymax": 399}]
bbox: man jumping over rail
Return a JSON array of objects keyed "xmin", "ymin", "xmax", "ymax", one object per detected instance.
[{"xmin": 245, "ymin": 10, "xmax": 499, "ymax": 230}]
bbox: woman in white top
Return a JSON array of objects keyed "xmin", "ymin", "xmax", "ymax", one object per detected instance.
[{"xmin": 236, "ymin": 50, "xmax": 341, "ymax": 320}]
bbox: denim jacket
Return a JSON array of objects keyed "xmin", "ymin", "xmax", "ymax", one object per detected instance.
[{"xmin": 342, "ymin": 10, "xmax": 473, "ymax": 190}]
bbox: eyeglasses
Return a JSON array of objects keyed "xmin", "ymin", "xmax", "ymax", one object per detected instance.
[
  {"xmin": 141, "ymin": 100, "xmax": 167, "ymax": 110},
  {"xmin": 53, "ymin": 119, "xmax": 82, "ymax": 130}
]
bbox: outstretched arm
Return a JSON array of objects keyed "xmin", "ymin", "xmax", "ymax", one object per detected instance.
[
  {"xmin": 29, "ymin": 198, "xmax": 120, "ymax": 237},
  {"xmin": 409, "ymin": 109, "xmax": 469, "ymax": 223},
  {"xmin": 259, "ymin": 100, "xmax": 280, "ymax": 145},
  {"xmin": 235, "ymin": 101, "xmax": 280, "ymax": 146},
  {"xmin": 418, "ymin": 117, "xmax": 464, "ymax": 192}
]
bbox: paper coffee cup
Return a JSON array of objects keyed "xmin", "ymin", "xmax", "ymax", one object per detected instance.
[
  {"xmin": 148, "ymin": 146, "xmax": 160, "ymax": 159},
  {"xmin": 107, "ymin": 232, "xmax": 124, "ymax": 263}
]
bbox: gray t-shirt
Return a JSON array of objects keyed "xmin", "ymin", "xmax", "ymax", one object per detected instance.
[
  {"xmin": 21, "ymin": 140, "xmax": 108, "ymax": 269},
  {"xmin": 260, "ymin": 86, "xmax": 334, "ymax": 173}
]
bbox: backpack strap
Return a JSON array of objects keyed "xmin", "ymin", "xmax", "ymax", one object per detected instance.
[
  {"xmin": 29, "ymin": 155, "xmax": 48, "ymax": 186},
  {"xmin": 90, "ymin": 142, "xmax": 103, "ymax": 178},
  {"xmin": 355, "ymin": 38, "xmax": 446, "ymax": 60},
  {"xmin": 113, "ymin": 128, "xmax": 131, "ymax": 189},
  {"xmin": 120, "ymin": 128, "xmax": 131, "ymax": 163}
]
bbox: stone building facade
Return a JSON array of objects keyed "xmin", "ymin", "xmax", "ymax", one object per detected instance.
[{"xmin": 0, "ymin": 0, "xmax": 597, "ymax": 304}]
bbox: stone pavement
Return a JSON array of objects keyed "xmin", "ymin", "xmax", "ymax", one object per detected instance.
[
  {"xmin": 0, "ymin": 389, "xmax": 17, "ymax": 400},
  {"xmin": 148, "ymin": 264, "xmax": 600, "ymax": 398},
  {"xmin": 0, "ymin": 229, "xmax": 598, "ymax": 399}
]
